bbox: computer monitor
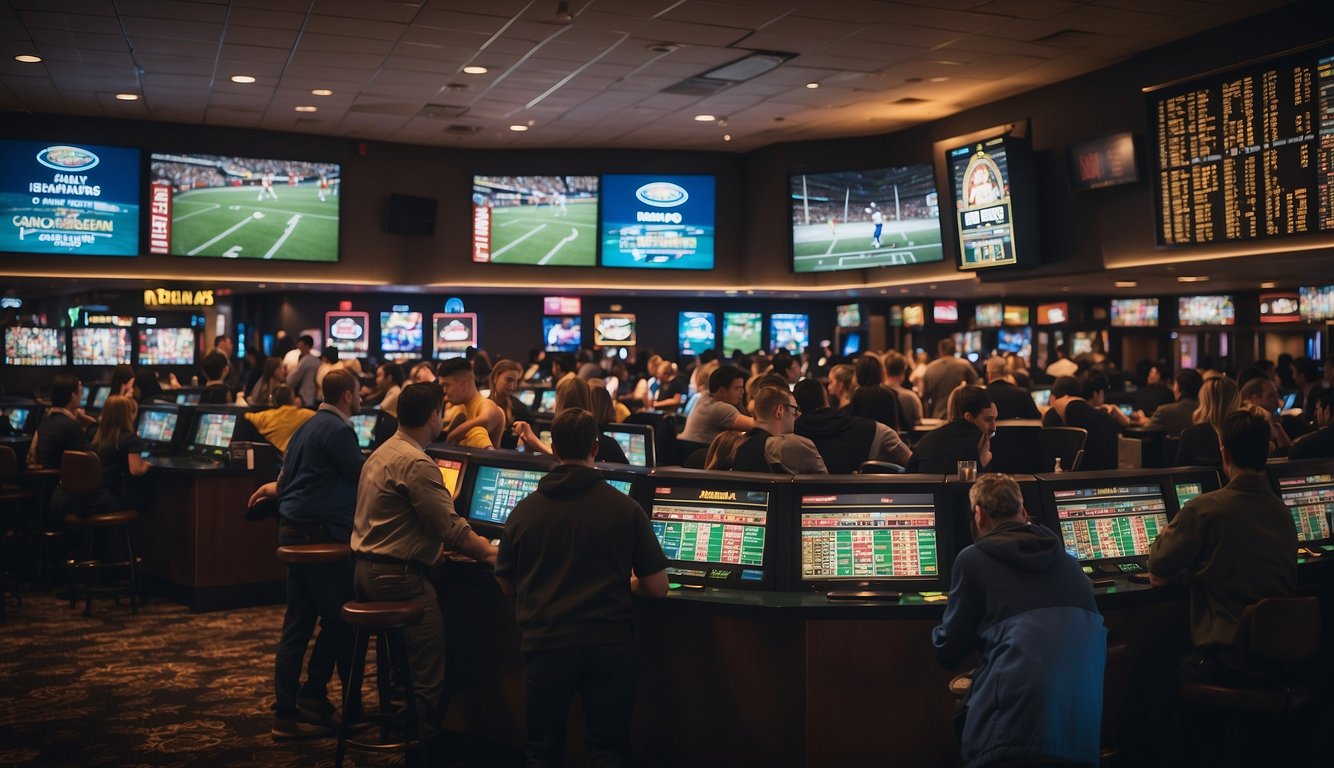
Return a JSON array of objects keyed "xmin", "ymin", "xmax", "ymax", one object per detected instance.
[
  {"xmin": 4, "ymin": 406, "xmax": 31, "ymax": 433},
  {"xmin": 1267, "ymin": 460, "xmax": 1334, "ymax": 546},
  {"xmin": 350, "ymin": 413, "xmax": 378, "ymax": 450},
  {"xmin": 944, "ymin": 475, "xmax": 1040, "ymax": 560},
  {"xmin": 794, "ymin": 476, "xmax": 952, "ymax": 594},
  {"xmin": 436, "ymin": 456, "xmax": 467, "ymax": 499},
  {"xmin": 517, "ymin": 390, "xmax": 538, "ymax": 408},
  {"xmin": 1031, "ymin": 388, "xmax": 1051, "ymax": 408},
  {"xmin": 646, "ymin": 468, "xmax": 791, "ymax": 590},
  {"xmin": 602, "ymin": 423, "xmax": 655, "ymax": 467},
  {"xmin": 175, "ymin": 390, "xmax": 202, "ymax": 406},
  {"xmin": 1040, "ymin": 473, "xmax": 1170, "ymax": 572},
  {"xmin": 462, "ymin": 453, "xmax": 557, "ymax": 534},
  {"xmin": 90, "ymin": 385, "xmax": 112, "ymax": 410},
  {"xmin": 188, "ymin": 410, "xmax": 238, "ymax": 458},
  {"xmin": 1168, "ymin": 467, "xmax": 1222, "ymax": 511},
  {"xmin": 597, "ymin": 463, "xmax": 649, "ymax": 505},
  {"xmin": 538, "ymin": 389, "xmax": 557, "ymax": 413},
  {"xmin": 136, "ymin": 406, "xmax": 180, "ymax": 452}
]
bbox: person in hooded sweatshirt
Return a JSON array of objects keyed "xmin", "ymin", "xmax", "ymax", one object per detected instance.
[
  {"xmin": 495, "ymin": 407, "xmax": 669, "ymax": 767},
  {"xmin": 932, "ymin": 473, "xmax": 1106, "ymax": 768},
  {"xmin": 791, "ymin": 379, "xmax": 911, "ymax": 474}
]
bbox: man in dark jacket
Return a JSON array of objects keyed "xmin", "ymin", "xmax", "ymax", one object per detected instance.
[
  {"xmin": 793, "ymin": 379, "xmax": 910, "ymax": 473},
  {"xmin": 932, "ymin": 473, "xmax": 1105, "ymax": 768},
  {"xmin": 983, "ymin": 355, "xmax": 1040, "ymax": 420},
  {"xmin": 907, "ymin": 386, "xmax": 995, "ymax": 475},
  {"xmin": 496, "ymin": 408, "xmax": 669, "ymax": 766},
  {"xmin": 1140, "ymin": 368, "xmax": 1202, "ymax": 436},
  {"xmin": 1288, "ymin": 388, "xmax": 1334, "ymax": 459},
  {"xmin": 1046, "ymin": 375, "xmax": 1120, "ymax": 471}
]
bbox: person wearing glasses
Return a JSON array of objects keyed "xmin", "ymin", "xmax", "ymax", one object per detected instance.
[{"xmin": 730, "ymin": 385, "xmax": 827, "ymax": 474}]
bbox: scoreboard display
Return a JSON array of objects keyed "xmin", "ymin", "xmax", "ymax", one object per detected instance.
[{"xmin": 1149, "ymin": 46, "xmax": 1334, "ymax": 245}]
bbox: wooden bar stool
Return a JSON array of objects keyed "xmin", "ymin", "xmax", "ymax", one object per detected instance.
[
  {"xmin": 0, "ymin": 445, "xmax": 36, "ymax": 621},
  {"xmin": 276, "ymin": 542, "xmax": 353, "ymax": 566},
  {"xmin": 335, "ymin": 599, "xmax": 427, "ymax": 768},
  {"xmin": 59, "ymin": 450, "xmax": 140, "ymax": 615}
]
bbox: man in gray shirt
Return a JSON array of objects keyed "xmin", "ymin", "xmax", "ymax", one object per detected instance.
[
  {"xmin": 921, "ymin": 338, "xmax": 979, "ymax": 419},
  {"xmin": 885, "ymin": 352, "xmax": 924, "ymax": 428},
  {"xmin": 286, "ymin": 334, "xmax": 322, "ymax": 407},
  {"xmin": 679, "ymin": 365, "xmax": 754, "ymax": 445}
]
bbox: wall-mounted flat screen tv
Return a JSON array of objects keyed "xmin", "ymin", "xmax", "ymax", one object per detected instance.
[
  {"xmin": 433, "ymin": 313, "xmax": 478, "ymax": 358},
  {"xmin": 72, "ymin": 327, "xmax": 131, "ymax": 366},
  {"xmin": 934, "ymin": 300, "xmax": 959, "ymax": 324},
  {"xmin": 380, "ymin": 311, "xmax": 423, "ymax": 355},
  {"xmin": 1178, "ymin": 295, "xmax": 1235, "ymax": 326},
  {"xmin": 593, "ymin": 313, "xmax": 637, "ymax": 347},
  {"xmin": 325, "ymin": 311, "xmax": 368, "ymax": 361},
  {"xmin": 1110, "ymin": 298, "xmax": 1159, "ymax": 328},
  {"xmin": 4, "ymin": 326, "xmax": 66, "ymax": 366},
  {"xmin": 1300, "ymin": 285, "xmax": 1334, "ymax": 323},
  {"xmin": 975, "ymin": 303, "xmax": 1003, "ymax": 328},
  {"xmin": 137, "ymin": 327, "xmax": 196, "ymax": 366},
  {"xmin": 1066, "ymin": 131, "xmax": 1139, "ymax": 191},
  {"xmin": 836, "ymin": 303, "xmax": 862, "ymax": 328},
  {"xmin": 471, "ymin": 175, "xmax": 597, "ymax": 265},
  {"xmin": 1258, "ymin": 293, "xmax": 1300, "ymax": 324},
  {"xmin": 789, "ymin": 165, "xmax": 943, "ymax": 273},
  {"xmin": 0, "ymin": 140, "xmax": 140, "ymax": 256},
  {"xmin": 722, "ymin": 312, "xmax": 762, "ymax": 354},
  {"xmin": 600, "ymin": 174, "xmax": 715, "ymax": 270},
  {"xmin": 149, "ymin": 152, "xmax": 339, "ymax": 261},
  {"xmin": 543, "ymin": 316, "xmax": 581, "ymax": 352},
  {"xmin": 770, "ymin": 313, "xmax": 809, "ymax": 353},
  {"xmin": 679, "ymin": 311, "xmax": 716, "ymax": 357},
  {"xmin": 945, "ymin": 130, "xmax": 1037, "ymax": 271}
]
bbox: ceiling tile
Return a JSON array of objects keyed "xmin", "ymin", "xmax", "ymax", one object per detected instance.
[
  {"xmin": 305, "ymin": 14, "xmax": 407, "ymax": 41},
  {"xmin": 225, "ymin": 7, "xmax": 306, "ymax": 29},
  {"xmin": 299, "ymin": 32, "xmax": 395, "ymax": 55},
  {"xmin": 224, "ymin": 25, "xmax": 301, "ymax": 49},
  {"xmin": 114, "ymin": 0, "xmax": 229, "ymax": 23},
  {"xmin": 312, "ymin": 0, "xmax": 422, "ymax": 23},
  {"xmin": 121, "ymin": 16, "xmax": 224, "ymax": 41}
]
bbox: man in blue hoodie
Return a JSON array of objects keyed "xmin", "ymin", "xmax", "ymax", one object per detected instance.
[
  {"xmin": 932, "ymin": 473, "xmax": 1106, "ymax": 768},
  {"xmin": 496, "ymin": 407, "xmax": 669, "ymax": 767}
]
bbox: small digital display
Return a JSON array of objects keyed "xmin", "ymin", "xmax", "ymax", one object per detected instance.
[
  {"xmin": 325, "ymin": 311, "xmax": 369, "ymax": 361},
  {"xmin": 609, "ymin": 479, "xmax": 633, "ymax": 496},
  {"xmin": 836, "ymin": 304, "xmax": 862, "ymax": 329},
  {"xmin": 543, "ymin": 316, "xmax": 581, "ymax": 352},
  {"xmin": 1276, "ymin": 473, "xmax": 1334, "ymax": 543},
  {"xmin": 350, "ymin": 413, "xmax": 377, "ymax": 449},
  {"xmin": 679, "ymin": 311, "xmax": 716, "ymax": 357},
  {"xmin": 593, "ymin": 313, "xmax": 636, "ymax": 347},
  {"xmin": 1031, "ymin": 388, "xmax": 1052, "ymax": 407},
  {"xmin": 1299, "ymin": 286, "xmax": 1333, "ymax": 323},
  {"xmin": 1052, "ymin": 483, "xmax": 1169, "ymax": 562},
  {"xmin": 137, "ymin": 409, "xmax": 178, "ymax": 444},
  {"xmin": 176, "ymin": 391, "xmax": 201, "ymax": 405},
  {"xmin": 722, "ymin": 312, "xmax": 762, "ymax": 354},
  {"xmin": 6, "ymin": 407, "xmax": 30, "ymax": 432},
  {"xmin": 539, "ymin": 390, "xmax": 558, "ymax": 413},
  {"xmin": 138, "ymin": 327, "xmax": 196, "ymax": 366},
  {"xmin": 91, "ymin": 385, "xmax": 111, "ymax": 409},
  {"xmin": 1037, "ymin": 303, "xmax": 1068, "ymax": 325},
  {"xmin": 4, "ymin": 327, "xmax": 65, "ymax": 366},
  {"xmin": 770, "ymin": 313, "xmax": 809, "ymax": 353},
  {"xmin": 0, "ymin": 140, "xmax": 140, "ymax": 256},
  {"xmin": 799, "ymin": 492, "xmax": 939, "ymax": 580},
  {"xmin": 468, "ymin": 465, "xmax": 545, "ymax": 526},
  {"xmin": 600, "ymin": 174, "xmax": 715, "ymax": 270},
  {"xmin": 1174, "ymin": 482, "xmax": 1204, "ymax": 507},
  {"xmin": 651, "ymin": 485, "xmax": 769, "ymax": 573},
  {"xmin": 436, "ymin": 457, "xmax": 465, "ymax": 498},
  {"xmin": 1178, "ymin": 295, "xmax": 1235, "ymax": 326},
  {"xmin": 433, "ymin": 313, "xmax": 477, "ymax": 358},
  {"xmin": 1066, "ymin": 131, "xmax": 1138, "ymax": 191},
  {"xmin": 1259, "ymin": 293, "xmax": 1300, "ymax": 324},
  {"xmin": 902, "ymin": 304, "xmax": 925, "ymax": 327},
  {"xmin": 543, "ymin": 296, "xmax": 581, "ymax": 315},
  {"xmin": 1111, "ymin": 298, "xmax": 1160, "ymax": 328},
  {"xmin": 607, "ymin": 430, "xmax": 649, "ymax": 467},
  {"xmin": 1003, "ymin": 305, "xmax": 1030, "ymax": 326},
  {"xmin": 516, "ymin": 390, "xmax": 537, "ymax": 408},
  {"xmin": 192, "ymin": 412, "xmax": 237, "ymax": 449},
  {"xmin": 380, "ymin": 311, "xmax": 423, "ymax": 355},
  {"xmin": 72, "ymin": 327, "xmax": 131, "ymax": 366},
  {"xmin": 933, "ymin": 300, "xmax": 959, "ymax": 324},
  {"xmin": 472, "ymin": 175, "xmax": 598, "ymax": 265},
  {"xmin": 975, "ymin": 303, "xmax": 1002, "ymax": 328}
]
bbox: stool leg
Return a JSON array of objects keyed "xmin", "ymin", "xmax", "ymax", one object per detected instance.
[
  {"xmin": 374, "ymin": 630, "xmax": 392, "ymax": 743},
  {"xmin": 389, "ymin": 629, "xmax": 426, "ymax": 767},
  {"xmin": 336, "ymin": 628, "xmax": 370, "ymax": 768},
  {"xmin": 124, "ymin": 527, "xmax": 138, "ymax": 614}
]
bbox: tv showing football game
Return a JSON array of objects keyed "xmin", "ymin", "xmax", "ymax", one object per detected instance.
[
  {"xmin": 593, "ymin": 313, "xmax": 636, "ymax": 347},
  {"xmin": 433, "ymin": 313, "xmax": 478, "ymax": 358},
  {"xmin": 1259, "ymin": 293, "xmax": 1300, "ymax": 324},
  {"xmin": 1111, "ymin": 298, "xmax": 1159, "ymax": 328},
  {"xmin": 1300, "ymin": 285, "xmax": 1334, "ymax": 323},
  {"xmin": 380, "ymin": 311, "xmax": 423, "ymax": 356},
  {"xmin": 975, "ymin": 303, "xmax": 1002, "ymax": 328},
  {"xmin": 471, "ymin": 175, "xmax": 597, "ymax": 265},
  {"xmin": 836, "ymin": 304, "xmax": 863, "ymax": 328},
  {"xmin": 325, "ymin": 311, "xmax": 369, "ymax": 361},
  {"xmin": 543, "ymin": 316, "xmax": 581, "ymax": 352},
  {"xmin": 770, "ymin": 313, "xmax": 809, "ymax": 353},
  {"xmin": 679, "ymin": 311, "xmax": 716, "ymax": 357},
  {"xmin": 945, "ymin": 131, "xmax": 1037, "ymax": 271},
  {"xmin": 0, "ymin": 140, "xmax": 140, "ymax": 256},
  {"xmin": 4, "ymin": 327, "xmax": 66, "ymax": 366},
  {"xmin": 137, "ymin": 327, "xmax": 196, "ymax": 366},
  {"xmin": 149, "ymin": 152, "xmax": 339, "ymax": 261},
  {"xmin": 599, "ymin": 174, "xmax": 715, "ymax": 270},
  {"xmin": 72, "ymin": 327, "xmax": 131, "ymax": 366},
  {"xmin": 789, "ymin": 165, "xmax": 943, "ymax": 273},
  {"xmin": 1178, "ymin": 295, "xmax": 1235, "ymax": 326},
  {"xmin": 722, "ymin": 312, "xmax": 762, "ymax": 354}
]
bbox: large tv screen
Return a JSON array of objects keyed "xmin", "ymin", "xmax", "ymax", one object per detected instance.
[
  {"xmin": 722, "ymin": 312, "xmax": 762, "ymax": 354},
  {"xmin": 433, "ymin": 313, "xmax": 477, "ymax": 359},
  {"xmin": 945, "ymin": 131, "xmax": 1036, "ymax": 271},
  {"xmin": 4, "ymin": 326, "xmax": 66, "ymax": 366},
  {"xmin": 137, "ymin": 327, "xmax": 196, "ymax": 366},
  {"xmin": 1300, "ymin": 285, "xmax": 1334, "ymax": 323},
  {"xmin": 543, "ymin": 316, "xmax": 581, "ymax": 352},
  {"xmin": 789, "ymin": 165, "xmax": 943, "ymax": 273},
  {"xmin": 380, "ymin": 311, "xmax": 423, "ymax": 355},
  {"xmin": 149, "ymin": 153, "xmax": 340, "ymax": 261},
  {"xmin": 679, "ymin": 311, "xmax": 716, "ymax": 357},
  {"xmin": 1110, "ymin": 298, "xmax": 1159, "ymax": 328},
  {"xmin": 770, "ymin": 313, "xmax": 809, "ymax": 353},
  {"xmin": 1258, "ymin": 293, "xmax": 1299, "ymax": 325},
  {"xmin": 0, "ymin": 140, "xmax": 140, "ymax": 256},
  {"xmin": 471, "ymin": 175, "xmax": 597, "ymax": 265},
  {"xmin": 325, "ymin": 311, "xmax": 369, "ymax": 361},
  {"xmin": 72, "ymin": 327, "xmax": 131, "ymax": 366},
  {"xmin": 1178, "ymin": 295, "xmax": 1235, "ymax": 327},
  {"xmin": 599, "ymin": 174, "xmax": 715, "ymax": 270}
]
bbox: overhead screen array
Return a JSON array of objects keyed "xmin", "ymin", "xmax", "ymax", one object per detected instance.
[{"xmin": 1149, "ymin": 45, "xmax": 1334, "ymax": 245}]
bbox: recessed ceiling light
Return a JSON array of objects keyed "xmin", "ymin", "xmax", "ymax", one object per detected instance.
[
  {"xmin": 723, "ymin": 134, "xmax": 732, "ymax": 142},
  {"xmin": 230, "ymin": 75, "xmax": 256, "ymax": 84},
  {"xmin": 509, "ymin": 124, "xmax": 528, "ymax": 132},
  {"xmin": 930, "ymin": 76, "xmax": 949, "ymax": 83},
  {"xmin": 693, "ymin": 114, "xmax": 716, "ymax": 122},
  {"xmin": 462, "ymin": 65, "xmax": 488, "ymax": 75},
  {"xmin": 1260, "ymin": 281, "xmax": 1277, "ymax": 289},
  {"xmin": 1114, "ymin": 281, "xmax": 1138, "ymax": 288},
  {"xmin": 1176, "ymin": 275, "xmax": 1208, "ymax": 283},
  {"xmin": 805, "ymin": 82, "xmax": 820, "ymax": 89},
  {"xmin": 114, "ymin": 93, "xmax": 139, "ymax": 101},
  {"xmin": 311, "ymin": 88, "xmax": 333, "ymax": 96},
  {"xmin": 294, "ymin": 105, "xmax": 317, "ymax": 112},
  {"xmin": 15, "ymin": 54, "xmax": 42, "ymax": 63}
]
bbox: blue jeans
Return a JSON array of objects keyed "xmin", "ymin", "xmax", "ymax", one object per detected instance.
[
  {"xmin": 524, "ymin": 643, "xmax": 636, "ymax": 767},
  {"xmin": 273, "ymin": 522, "xmax": 353, "ymax": 716}
]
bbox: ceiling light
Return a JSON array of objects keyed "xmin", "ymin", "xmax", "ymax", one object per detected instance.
[
  {"xmin": 311, "ymin": 88, "xmax": 334, "ymax": 96},
  {"xmin": 230, "ymin": 75, "xmax": 256, "ymax": 84},
  {"xmin": 1176, "ymin": 275, "xmax": 1208, "ymax": 283},
  {"xmin": 805, "ymin": 82, "xmax": 820, "ymax": 89},
  {"xmin": 723, "ymin": 134, "xmax": 732, "ymax": 142},
  {"xmin": 294, "ymin": 105, "xmax": 317, "ymax": 112},
  {"xmin": 509, "ymin": 124, "xmax": 529, "ymax": 132},
  {"xmin": 1260, "ymin": 281, "xmax": 1277, "ymax": 289},
  {"xmin": 114, "ymin": 93, "xmax": 139, "ymax": 101},
  {"xmin": 1114, "ymin": 281, "xmax": 1138, "ymax": 288},
  {"xmin": 930, "ymin": 76, "xmax": 950, "ymax": 83},
  {"xmin": 15, "ymin": 54, "xmax": 42, "ymax": 63},
  {"xmin": 699, "ymin": 51, "xmax": 796, "ymax": 83},
  {"xmin": 462, "ymin": 65, "xmax": 488, "ymax": 75},
  {"xmin": 693, "ymin": 114, "xmax": 716, "ymax": 122}
]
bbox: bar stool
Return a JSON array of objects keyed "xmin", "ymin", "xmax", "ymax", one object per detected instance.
[
  {"xmin": 0, "ymin": 445, "xmax": 35, "ymax": 621},
  {"xmin": 23, "ymin": 465, "xmax": 63, "ymax": 587},
  {"xmin": 276, "ymin": 542, "xmax": 353, "ymax": 566},
  {"xmin": 59, "ymin": 450, "xmax": 140, "ymax": 615},
  {"xmin": 335, "ymin": 599, "xmax": 427, "ymax": 768}
]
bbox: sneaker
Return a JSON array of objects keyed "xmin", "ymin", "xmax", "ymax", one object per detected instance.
[
  {"xmin": 271, "ymin": 714, "xmax": 332, "ymax": 740},
  {"xmin": 296, "ymin": 695, "xmax": 338, "ymax": 726}
]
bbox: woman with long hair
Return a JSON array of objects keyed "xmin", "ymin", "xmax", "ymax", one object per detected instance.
[
  {"xmin": 512, "ymin": 378, "xmax": 630, "ymax": 463},
  {"xmin": 845, "ymin": 354, "xmax": 903, "ymax": 430},
  {"xmin": 85, "ymin": 395, "xmax": 150, "ymax": 514},
  {"xmin": 1175, "ymin": 376, "xmax": 1240, "ymax": 466},
  {"xmin": 826, "ymin": 364, "xmax": 855, "ymax": 410},
  {"xmin": 248, "ymin": 357, "xmax": 285, "ymax": 407},
  {"xmin": 488, "ymin": 359, "xmax": 528, "ymax": 427}
]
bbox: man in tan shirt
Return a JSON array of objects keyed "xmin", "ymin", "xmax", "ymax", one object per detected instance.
[{"xmin": 351, "ymin": 382, "xmax": 498, "ymax": 744}]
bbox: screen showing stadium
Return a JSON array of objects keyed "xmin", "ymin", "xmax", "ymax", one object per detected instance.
[
  {"xmin": 933, "ymin": 301, "xmax": 959, "ymax": 324},
  {"xmin": 542, "ymin": 316, "xmax": 581, "ymax": 352},
  {"xmin": 137, "ymin": 327, "xmax": 196, "ymax": 366},
  {"xmin": 1111, "ymin": 298, "xmax": 1159, "ymax": 328},
  {"xmin": 599, "ymin": 174, "xmax": 715, "ymax": 270},
  {"xmin": 1259, "ymin": 293, "xmax": 1300, "ymax": 324},
  {"xmin": 325, "ymin": 312, "xmax": 369, "ymax": 361},
  {"xmin": 468, "ymin": 465, "xmax": 545, "ymax": 526},
  {"xmin": 799, "ymin": 491, "xmax": 939, "ymax": 581},
  {"xmin": 722, "ymin": 312, "xmax": 762, "ymax": 354},
  {"xmin": 72, "ymin": 327, "xmax": 131, "ymax": 366},
  {"xmin": 149, "ymin": 153, "xmax": 339, "ymax": 261},
  {"xmin": 137, "ymin": 409, "xmax": 178, "ymax": 444},
  {"xmin": 946, "ymin": 133, "xmax": 1026, "ymax": 270},
  {"xmin": 593, "ymin": 313, "xmax": 636, "ymax": 347},
  {"xmin": 380, "ymin": 311, "xmax": 423, "ymax": 356},
  {"xmin": 471, "ymin": 175, "xmax": 597, "ymax": 265},
  {"xmin": 770, "ymin": 313, "xmax": 809, "ymax": 353},
  {"xmin": 4, "ymin": 327, "xmax": 65, "ymax": 366},
  {"xmin": 0, "ymin": 140, "xmax": 140, "ymax": 256},
  {"xmin": 543, "ymin": 296, "xmax": 581, "ymax": 315},
  {"xmin": 1300, "ymin": 285, "xmax": 1334, "ymax": 322},
  {"xmin": 1052, "ymin": 483, "xmax": 1169, "ymax": 562},
  {"xmin": 1178, "ymin": 295, "xmax": 1235, "ymax": 326},
  {"xmin": 836, "ymin": 304, "xmax": 862, "ymax": 328},
  {"xmin": 350, "ymin": 413, "xmax": 376, "ymax": 449},
  {"xmin": 975, "ymin": 303, "xmax": 1002, "ymax": 328},
  {"xmin": 1276, "ymin": 472, "xmax": 1334, "ymax": 543},
  {"xmin": 432, "ymin": 313, "xmax": 477, "ymax": 359},
  {"xmin": 1037, "ymin": 303, "xmax": 1068, "ymax": 325},
  {"xmin": 789, "ymin": 165, "xmax": 943, "ymax": 273},
  {"xmin": 192, "ymin": 412, "xmax": 237, "ymax": 449},
  {"xmin": 679, "ymin": 311, "xmax": 716, "ymax": 357},
  {"xmin": 650, "ymin": 483, "xmax": 769, "ymax": 586}
]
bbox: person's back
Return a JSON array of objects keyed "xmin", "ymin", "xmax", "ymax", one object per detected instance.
[
  {"xmin": 845, "ymin": 384, "xmax": 902, "ymax": 430},
  {"xmin": 986, "ymin": 379, "xmax": 1040, "ymax": 420},
  {"xmin": 32, "ymin": 375, "xmax": 90, "ymax": 468},
  {"xmin": 1061, "ymin": 399, "xmax": 1119, "ymax": 470},
  {"xmin": 794, "ymin": 408, "xmax": 878, "ymax": 474},
  {"xmin": 245, "ymin": 387, "xmax": 317, "ymax": 453},
  {"xmin": 923, "ymin": 350, "xmax": 978, "ymax": 419}
]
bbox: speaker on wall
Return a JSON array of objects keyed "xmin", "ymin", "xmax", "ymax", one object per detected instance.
[{"xmin": 384, "ymin": 193, "xmax": 437, "ymax": 236}]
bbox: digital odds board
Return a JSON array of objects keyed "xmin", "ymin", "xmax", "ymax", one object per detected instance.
[
  {"xmin": 599, "ymin": 174, "xmax": 715, "ymax": 270},
  {"xmin": 0, "ymin": 140, "xmax": 140, "ymax": 256}
]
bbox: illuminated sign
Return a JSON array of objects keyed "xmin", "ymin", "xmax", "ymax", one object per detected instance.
[{"xmin": 144, "ymin": 288, "xmax": 215, "ymax": 307}]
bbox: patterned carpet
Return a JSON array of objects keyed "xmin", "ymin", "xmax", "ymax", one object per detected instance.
[{"xmin": 0, "ymin": 594, "xmax": 512, "ymax": 767}]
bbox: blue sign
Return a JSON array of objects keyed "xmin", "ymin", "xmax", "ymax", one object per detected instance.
[
  {"xmin": 599, "ymin": 174, "xmax": 715, "ymax": 270},
  {"xmin": 0, "ymin": 140, "xmax": 140, "ymax": 256}
]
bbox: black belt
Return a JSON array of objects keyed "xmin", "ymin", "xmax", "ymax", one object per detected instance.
[{"xmin": 356, "ymin": 551, "xmax": 429, "ymax": 575}]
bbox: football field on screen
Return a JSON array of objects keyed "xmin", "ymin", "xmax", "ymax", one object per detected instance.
[
  {"xmin": 169, "ymin": 184, "xmax": 339, "ymax": 261},
  {"xmin": 487, "ymin": 201, "xmax": 597, "ymax": 266},
  {"xmin": 792, "ymin": 218, "xmax": 944, "ymax": 272}
]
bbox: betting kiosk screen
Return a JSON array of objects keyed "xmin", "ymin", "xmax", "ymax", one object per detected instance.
[
  {"xmin": 71, "ymin": 327, "xmax": 131, "ymax": 366},
  {"xmin": 467, "ymin": 464, "xmax": 546, "ymax": 529},
  {"xmin": 649, "ymin": 474, "xmax": 781, "ymax": 589},
  {"xmin": 4, "ymin": 327, "xmax": 65, "ymax": 366},
  {"xmin": 436, "ymin": 457, "xmax": 466, "ymax": 499},
  {"xmin": 1273, "ymin": 469, "xmax": 1334, "ymax": 544},
  {"xmin": 603, "ymin": 424, "xmax": 654, "ymax": 467},
  {"xmin": 797, "ymin": 488, "xmax": 943, "ymax": 591},
  {"xmin": 350, "ymin": 413, "xmax": 377, "ymax": 450},
  {"xmin": 325, "ymin": 311, "xmax": 369, "ymax": 361},
  {"xmin": 137, "ymin": 327, "xmax": 197, "ymax": 366},
  {"xmin": 137, "ymin": 408, "xmax": 179, "ymax": 447},
  {"xmin": 190, "ymin": 411, "xmax": 237, "ymax": 457},
  {"xmin": 1049, "ymin": 482, "xmax": 1169, "ymax": 566},
  {"xmin": 6, "ymin": 407, "xmax": 31, "ymax": 432}
]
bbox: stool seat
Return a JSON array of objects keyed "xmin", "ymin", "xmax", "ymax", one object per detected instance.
[
  {"xmin": 341, "ymin": 600, "xmax": 425, "ymax": 629},
  {"xmin": 24, "ymin": 467, "xmax": 62, "ymax": 478},
  {"xmin": 1178, "ymin": 679, "xmax": 1314, "ymax": 713},
  {"xmin": 63, "ymin": 510, "xmax": 140, "ymax": 527},
  {"xmin": 276, "ymin": 542, "xmax": 353, "ymax": 564}
]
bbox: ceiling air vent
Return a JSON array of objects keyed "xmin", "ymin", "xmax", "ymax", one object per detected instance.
[
  {"xmin": 444, "ymin": 124, "xmax": 481, "ymax": 135},
  {"xmin": 663, "ymin": 77, "xmax": 734, "ymax": 96},
  {"xmin": 891, "ymin": 97, "xmax": 928, "ymax": 105},
  {"xmin": 416, "ymin": 103, "xmax": 469, "ymax": 119}
]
